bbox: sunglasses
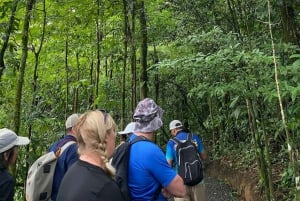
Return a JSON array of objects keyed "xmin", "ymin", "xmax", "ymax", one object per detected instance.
[{"xmin": 98, "ymin": 109, "xmax": 109, "ymax": 124}]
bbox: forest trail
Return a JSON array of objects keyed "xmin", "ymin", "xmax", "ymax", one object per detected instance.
[
  {"xmin": 167, "ymin": 175, "xmax": 235, "ymax": 201},
  {"xmin": 205, "ymin": 176, "xmax": 235, "ymax": 201},
  {"xmin": 205, "ymin": 160, "xmax": 263, "ymax": 201}
]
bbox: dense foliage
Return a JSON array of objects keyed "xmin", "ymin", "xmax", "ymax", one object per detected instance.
[{"xmin": 1, "ymin": 0, "xmax": 300, "ymax": 200}]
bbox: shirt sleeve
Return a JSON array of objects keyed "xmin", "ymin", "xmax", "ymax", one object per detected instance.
[
  {"xmin": 194, "ymin": 134, "xmax": 205, "ymax": 153},
  {"xmin": 165, "ymin": 140, "xmax": 174, "ymax": 161}
]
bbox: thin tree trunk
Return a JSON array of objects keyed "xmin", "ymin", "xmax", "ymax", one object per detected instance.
[
  {"xmin": 129, "ymin": 0, "xmax": 137, "ymax": 111},
  {"xmin": 246, "ymin": 98, "xmax": 271, "ymax": 200},
  {"xmin": 226, "ymin": 0, "xmax": 241, "ymax": 36},
  {"xmin": 121, "ymin": 0, "xmax": 130, "ymax": 127},
  {"xmin": 65, "ymin": 38, "xmax": 69, "ymax": 119},
  {"xmin": 153, "ymin": 45, "xmax": 159, "ymax": 102},
  {"xmin": 89, "ymin": 60, "xmax": 94, "ymax": 107},
  {"xmin": 95, "ymin": 0, "xmax": 102, "ymax": 109},
  {"xmin": 26, "ymin": 0, "xmax": 46, "ymax": 189},
  {"xmin": 268, "ymin": 1, "xmax": 299, "ymax": 198},
  {"xmin": 0, "ymin": 0, "xmax": 19, "ymax": 81},
  {"xmin": 74, "ymin": 52, "xmax": 80, "ymax": 112}
]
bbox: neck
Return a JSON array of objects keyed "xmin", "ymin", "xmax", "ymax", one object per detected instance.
[{"xmin": 135, "ymin": 132, "xmax": 154, "ymax": 141}]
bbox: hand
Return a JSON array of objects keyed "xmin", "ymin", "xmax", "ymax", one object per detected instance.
[{"xmin": 161, "ymin": 188, "xmax": 173, "ymax": 199}]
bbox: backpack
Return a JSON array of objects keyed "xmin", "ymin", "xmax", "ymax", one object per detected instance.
[
  {"xmin": 111, "ymin": 136, "xmax": 161, "ymax": 201},
  {"xmin": 172, "ymin": 133, "xmax": 203, "ymax": 186},
  {"xmin": 25, "ymin": 140, "xmax": 75, "ymax": 201}
]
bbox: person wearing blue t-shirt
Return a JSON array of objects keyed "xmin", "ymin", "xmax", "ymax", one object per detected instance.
[
  {"xmin": 48, "ymin": 113, "xmax": 80, "ymax": 201},
  {"xmin": 166, "ymin": 120, "xmax": 207, "ymax": 201},
  {"xmin": 128, "ymin": 98, "xmax": 186, "ymax": 201}
]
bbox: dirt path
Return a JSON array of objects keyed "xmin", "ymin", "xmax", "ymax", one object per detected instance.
[
  {"xmin": 168, "ymin": 176, "xmax": 236, "ymax": 201},
  {"xmin": 205, "ymin": 176, "xmax": 235, "ymax": 201}
]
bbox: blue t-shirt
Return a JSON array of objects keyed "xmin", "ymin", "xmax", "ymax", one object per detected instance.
[
  {"xmin": 48, "ymin": 134, "xmax": 78, "ymax": 201},
  {"xmin": 165, "ymin": 131, "xmax": 205, "ymax": 170},
  {"xmin": 128, "ymin": 134, "xmax": 177, "ymax": 201}
]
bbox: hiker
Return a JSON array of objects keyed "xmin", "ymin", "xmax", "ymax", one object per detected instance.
[
  {"xmin": 166, "ymin": 120, "xmax": 207, "ymax": 201},
  {"xmin": 0, "ymin": 128, "xmax": 30, "ymax": 201},
  {"xmin": 117, "ymin": 122, "xmax": 135, "ymax": 145},
  {"xmin": 56, "ymin": 110, "xmax": 125, "ymax": 201},
  {"xmin": 47, "ymin": 113, "xmax": 80, "ymax": 201},
  {"xmin": 128, "ymin": 98, "xmax": 186, "ymax": 200}
]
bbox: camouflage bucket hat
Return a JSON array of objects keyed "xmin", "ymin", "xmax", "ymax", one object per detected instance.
[{"xmin": 133, "ymin": 98, "xmax": 163, "ymax": 133}]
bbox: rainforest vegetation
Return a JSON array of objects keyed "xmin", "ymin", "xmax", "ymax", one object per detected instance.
[{"xmin": 1, "ymin": 0, "xmax": 300, "ymax": 200}]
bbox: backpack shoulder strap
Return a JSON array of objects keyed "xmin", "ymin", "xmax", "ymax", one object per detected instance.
[
  {"xmin": 172, "ymin": 137, "xmax": 180, "ymax": 144},
  {"xmin": 60, "ymin": 141, "xmax": 76, "ymax": 153},
  {"xmin": 55, "ymin": 140, "xmax": 76, "ymax": 157},
  {"xmin": 187, "ymin": 133, "xmax": 193, "ymax": 141},
  {"xmin": 130, "ymin": 135, "xmax": 150, "ymax": 145}
]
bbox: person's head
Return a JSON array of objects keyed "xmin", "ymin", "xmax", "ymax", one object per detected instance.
[
  {"xmin": 169, "ymin": 120, "xmax": 183, "ymax": 136},
  {"xmin": 75, "ymin": 110, "xmax": 117, "ymax": 168},
  {"xmin": 0, "ymin": 128, "xmax": 30, "ymax": 168},
  {"xmin": 133, "ymin": 98, "xmax": 163, "ymax": 134},
  {"xmin": 65, "ymin": 113, "xmax": 80, "ymax": 133},
  {"xmin": 118, "ymin": 122, "xmax": 135, "ymax": 141}
]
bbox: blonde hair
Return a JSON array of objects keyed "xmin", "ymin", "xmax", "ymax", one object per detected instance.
[{"xmin": 75, "ymin": 110, "xmax": 117, "ymax": 175}]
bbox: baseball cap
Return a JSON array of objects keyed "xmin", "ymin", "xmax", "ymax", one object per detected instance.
[
  {"xmin": 0, "ymin": 128, "xmax": 30, "ymax": 153},
  {"xmin": 169, "ymin": 120, "xmax": 183, "ymax": 130},
  {"xmin": 118, "ymin": 122, "xmax": 135, "ymax": 135},
  {"xmin": 65, "ymin": 113, "xmax": 80, "ymax": 129}
]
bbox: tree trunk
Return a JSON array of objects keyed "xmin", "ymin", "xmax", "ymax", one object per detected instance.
[
  {"xmin": 14, "ymin": 0, "xmax": 35, "ymax": 134},
  {"xmin": 129, "ymin": 0, "xmax": 137, "ymax": 111},
  {"xmin": 0, "ymin": 0, "xmax": 19, "ymax": 81},
  {"xmin": 246, "ymin": 98, "xmax": 272, "ymax": 200},
  {"xmin": 12, "ymin": 0, "xmax": 35, "ymax": 179},
  {"xmin": 121, "ymin": 0, "xmax": 130, "ymax": 127},
  {"xmin": 95, "ymin": 0, "xmax": 102, "ymax": 109},
  {"xmin": 226, "ymin": 0, "xmax": 241, "ymax": 35},
  {"xmin": 138, "ymin": 0, "xmax": 148, "ymax": 99},
  {"xmin": 74, "ymin": 52, "xmax": 80, "ymax": 112},
  {"xmin": 27, "ymin": 0, "xmax": 46, "ymax": 187},
  {"xmin": 280, "ymin": 0, "xmax": 300, "ymax": 47},
  {"xmin": 65, "ymin": 38, "xmax": 69, "ymax": 119}
]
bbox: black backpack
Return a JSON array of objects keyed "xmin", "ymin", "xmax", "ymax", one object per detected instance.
[
  {"xmin": 111, "ymin": 136, "xmax": 161, "ymax": 201},
  {"xmin": 172, "ymin": 133, "xmax": 203, "ymax": 186}
]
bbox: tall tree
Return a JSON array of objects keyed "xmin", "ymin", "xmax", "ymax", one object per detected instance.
[
  {"xmin": 14, "ymin": 0, "xmax": 36, "ymax": 134},
  {"xmin": 129, "ymin": 0, "xmax": 137, "ymax": 110},
  {"xmin": 121, "ymin": 0, "xmax": 130, "ymax": 127},
  {"xmin": 0, "ymin": 0, "xmax": 19, "ymax": 81},
  {"xmin": 138, "ymin": 0, "xmax": 148, "ymax": 99}
]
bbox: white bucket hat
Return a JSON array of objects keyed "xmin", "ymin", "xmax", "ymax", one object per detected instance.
[{"xmin": 0, "ymin": 128, "xmax": 30, "ymax": 153}]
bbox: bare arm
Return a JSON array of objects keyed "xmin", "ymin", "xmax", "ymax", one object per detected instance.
[
  {"xmin": 164, "ymin": 174, "xmax": 186, "ymax": 197},
  {"xmin": 200, "ymin": 150, "xmax": 207, "ymax": 161},
  {"xmin": 167, "ymin": 159, "xmax": 173, "ymax": 167}
]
